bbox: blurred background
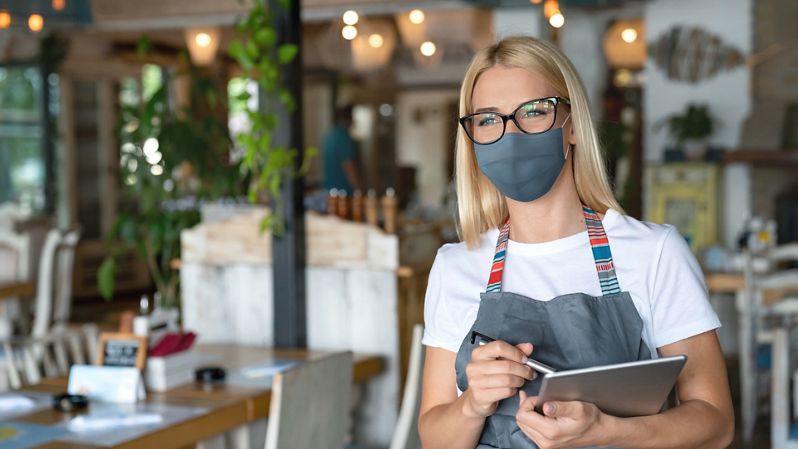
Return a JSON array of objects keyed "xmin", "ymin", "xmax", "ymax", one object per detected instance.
[{"xmin": 0, "ymin": 0, "xmax": 797, "ymax": 448}]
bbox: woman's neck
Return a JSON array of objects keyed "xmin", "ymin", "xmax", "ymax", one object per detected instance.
[{"xmin": 505, "ymin": 168, "xmax": 585, "ymax": 244}]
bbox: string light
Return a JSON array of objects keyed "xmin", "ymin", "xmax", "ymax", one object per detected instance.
[
  {"xmin": 621, "ymin": 28, "xmax": 638, "ymax": 43},
  {"xmin": 368, "ymin": 34, "xmax": 384, "ymax": 49},
  {"xmin": 420, "ymin": 41, "xmax": 436, "ymax": 57},
  {"xmin": 342, "ymin": 25, "xmax": 358, "ymax": 41},
  {"xmin": 28, "ymin": 14, "xmax": 44, "ymax": 33},
  {"xmin": 195, "ymin": 32, "xmax": 212, "ymax": 48},
  {"xmin": 52, "ymin": 0, "xmax": 66, "ymax": 11},
  {"xmin": 0, "ymin": 11, "xmax": 10, "ymax": 29},
  {"xmin": 408, "ymin": 9, "xmax": 425, "ymax": 25},
  {"xmin": 343, "ymin": 10, "xmax": 359, "ymax": 26},
  {"xmin": 549, "ymin": 12, "xmax": 565, "ymax": 28}
]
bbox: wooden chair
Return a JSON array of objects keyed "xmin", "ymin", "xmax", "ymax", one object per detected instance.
[
  {"xmin": 740, "ymin": 244, "xmax": 798, "ymax": 444},
  {"xmin": 264, "ymin": 351, "xmax": 354, "ymax": 449},
  {"xmin": 389, "ymin": 324, "xmax": 425, "ymax": 449},
  {"xmin": 1, "ymin": 324, "xmax": 97, "ymax": 390},
  {"xmin": 51, "ymin": 228, "xmax": 80, "ymax": 333},
  {"xmin": 770, "ymin": 319, "xmax": 798, "ymax": 449},
  {"xmin": 0, "ymin": 228, "xmax": 31, "ymax": 337}
]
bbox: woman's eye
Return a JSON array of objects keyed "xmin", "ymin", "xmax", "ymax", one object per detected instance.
[{"xmin": 477, "ymin": 115, "xmax": 500, "ymax": 127}]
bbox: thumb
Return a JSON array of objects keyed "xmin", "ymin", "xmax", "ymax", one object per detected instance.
[{"xmin": 542, "ymin": 401, "xmax": 574, "ymax": 418}]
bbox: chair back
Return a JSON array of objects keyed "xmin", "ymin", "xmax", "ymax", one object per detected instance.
[
  {"xmin": 264, "ymin": 352, "xmax": 353, "ymax": 449},
  {"xmin": 390, "ymin": 324, "xmax": 425, "ymax": 449},
  {"xmin": 0, "ymin": 228, "xmax": 30, "ymax": 337},
  {"xmin": 30, "ymin": 229, "xmax": 61, "ymax": 339},
  {"xmin": 2, "ymin": 324, "xmax": 97, "ymax": 390},
  {"xmin": 52, "ymin": 229, "xmax": 80, "ymax": 331}
]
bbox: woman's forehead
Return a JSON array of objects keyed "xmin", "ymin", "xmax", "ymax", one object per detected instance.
[{"xmin": 471, "ymin": 66, "xmax": 557, "ymax": 112}]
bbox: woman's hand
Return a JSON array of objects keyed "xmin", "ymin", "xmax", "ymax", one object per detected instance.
[
  {"xmin": 515, "ymin": 391, "xmax": 606, "ymax": 449},
  {"xmin": 462, "ymin": 340, "xmax": 535, "ymax": 418}
]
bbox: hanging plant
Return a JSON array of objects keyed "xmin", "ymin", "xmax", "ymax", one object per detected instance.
[{"xmin": 228, "ymin": 0, "xmax": 316, "ymax": 234}]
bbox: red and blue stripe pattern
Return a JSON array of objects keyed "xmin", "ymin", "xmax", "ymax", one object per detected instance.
[
  {"xmin": 485, "ymin": 206, "xmax": 621, "ymax": 296},
  {"xmin": 583, "ymin": 206, "xmax": 621, "ymax": 295}
]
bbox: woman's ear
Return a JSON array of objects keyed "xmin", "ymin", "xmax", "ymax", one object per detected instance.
[{"xmin": 567, "ymin": 120, "xmax": 577, "ymax": 146}]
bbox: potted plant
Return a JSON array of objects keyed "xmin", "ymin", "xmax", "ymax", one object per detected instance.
[
  {"xmin": 98, "ymin": 56, "xmax": 247, "ymax": 308},
  {"xmin": 665, "ymin": 104, "xmax": 716, "ymax": 161}
]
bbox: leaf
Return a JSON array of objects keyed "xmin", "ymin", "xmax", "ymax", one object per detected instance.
[
  {"xmin": 255, "ymin": 29, "xmax": 277, "ymax": 47},
  {"xmin": 98, "ymin": 257, "xmax": 116, "ymax": 300},
  {"xmin": 277, "ymin": 44, "xmax": 298, "ymax": 65}
]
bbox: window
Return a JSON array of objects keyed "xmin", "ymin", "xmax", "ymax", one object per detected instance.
[{"xmin": 0, "ymin": 64, "xmax": 50, "ymax": 212}]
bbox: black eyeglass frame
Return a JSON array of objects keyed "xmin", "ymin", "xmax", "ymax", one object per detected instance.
[{"xmin": 458, "ymin": 96, "xmax": 571, "ymax": 145}]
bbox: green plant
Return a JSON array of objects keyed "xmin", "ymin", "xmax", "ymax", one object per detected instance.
[
  {"xmin": 666, "ymin": 104, "xmax": 715, "ymax": 144},
  {"xmin": 98, "ymin": 57, "xmax": 247, "ymax": 307},
  {"xmin": 228, "ymin": 0, "xmax": 316, "ymax": 234}
]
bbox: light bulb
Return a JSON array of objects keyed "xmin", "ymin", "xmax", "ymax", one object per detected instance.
[
  {"xmin": 342, "ymin": 25, "xmax": 358, "ymax": 41},
  {"xmin": 343, "ymin": 10, "xmax": 359, "ymax": 26},
  {"xmin": 368, "ymin": 34, "xmax": 384, "ymax": 48},
  {"xmin": 409, "ymin": 9, "xmax": 425, "ymax": 25},
  {"xmin": 0, "ymin": 11, "xmax": 10, "ymax": 29},
  {"xmin": 195, "ymin": 32, "xmax": 212, "ymax": 48},
  {"xmin": 549, "ymin": 12, "xmax": 565, "ymax": 28},
  {"xmin": 28, "ymin": 14, "xmax": 44, "ymax": 33},
  {"xmin": 420, "ymin": 41, "xmax": 436, "ymax": 57},
  {"xmin": 621, "ymin": 28, "xmax": 638, "ymax": 43},
  {"xmin": 52, "ymin": 0, "xmax": 66, "ymax": 11}
]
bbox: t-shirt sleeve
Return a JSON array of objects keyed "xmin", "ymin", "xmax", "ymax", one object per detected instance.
[
  {"xmin": 649, "ymin": 226, "xmax": 721, "ymax": 348},
  {"xmin": 421, "ymin": 250, "xmax": 463, "ymax": 353},
  {"xmin": 339, "ymin": 135, "xmax": 357, "ymax": 162}
]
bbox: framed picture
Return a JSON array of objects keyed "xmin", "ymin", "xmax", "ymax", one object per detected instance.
[
  {"xmin": 644, "ymin": 163, "xmax": 720, "ymax": 252},
  {"xmin": 96, "ymin": 332, "xmax": 147, "ymax": 370}
]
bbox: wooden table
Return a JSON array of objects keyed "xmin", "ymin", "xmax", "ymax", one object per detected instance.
[
  {"xmin": 10, "ymin": 345, "xmax": 384, "ymax": 449},
  {"xmin": 0, "ymin": 280, "xmax": 35, "ymax": 301}
]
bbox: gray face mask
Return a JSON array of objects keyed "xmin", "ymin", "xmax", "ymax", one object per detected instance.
[{"xmin": 474, "ymin": 116, "xmax": 571, "ymax": 203}]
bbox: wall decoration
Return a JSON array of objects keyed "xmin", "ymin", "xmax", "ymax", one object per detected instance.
[
  {"xmin": 650, "ymin": 26, "xmax": 744, "ymax": 83},
  {"xmin": 644, "ymin": 163, "xmax": 720, "ymax": 252}
]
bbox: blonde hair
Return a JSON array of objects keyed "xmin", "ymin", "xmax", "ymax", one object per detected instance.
[{"xmin": 455, "ymin": 36, "xmax": 622, "ymax": 247}]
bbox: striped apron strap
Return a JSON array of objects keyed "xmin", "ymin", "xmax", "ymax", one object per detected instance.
[
  {"xmin": 484, "ymin": 207, "xmax": 621, "ymax": 295},
  {"xmin": 583, "ymin": 206, "xmax": 621, "ymax": 295},
  {"xmin": 485, "ymin": 219, "xmax": 511, "ymax": 293}
]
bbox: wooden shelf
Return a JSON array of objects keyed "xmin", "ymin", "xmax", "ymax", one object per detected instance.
[{"xmin": 724, "ymin": 150, "xmax": 798, "ymax": 165}]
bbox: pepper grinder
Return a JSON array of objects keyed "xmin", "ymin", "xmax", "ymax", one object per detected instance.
[
  {"xmin": 327, "ymin": 188, "xmax": 339, "ymax": 216},
  {"xmin": 351, "ymin": 190, "xmax": 364, "ymax": 223},
  {"xmin": 382, "ymin": 187, "xmax": 397, "ymax": 234},
  {"xmin": 337, "ymin": 191, "xmax": 349, "ymax": 220},
  {"xmin": 365, "ymin": 189, "xmax": 379, "ymax": 227}
]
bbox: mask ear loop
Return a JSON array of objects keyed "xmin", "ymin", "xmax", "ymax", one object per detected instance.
[{"xmin": 561, "ymin": 113, "xmax": 573, "ymax": 160}]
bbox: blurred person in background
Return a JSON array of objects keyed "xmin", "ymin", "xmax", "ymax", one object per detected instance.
[{"xmin": 323, "ymin": 105, "xmax": 362, "ymax": 194}]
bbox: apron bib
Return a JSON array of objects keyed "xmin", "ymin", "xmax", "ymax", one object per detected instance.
[{"xmin": 454, "ymin": 207, "xmax": 652, "ymax": 449}]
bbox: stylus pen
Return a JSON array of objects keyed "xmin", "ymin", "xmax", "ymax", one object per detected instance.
[{"xmin": 477, "ymin": 339, "xmax": 557, "ymax": 375}]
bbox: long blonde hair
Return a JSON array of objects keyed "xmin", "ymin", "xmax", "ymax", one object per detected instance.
[{"xmin": 455, "ymin": 36, "xmax": 622, "ymax": 247}]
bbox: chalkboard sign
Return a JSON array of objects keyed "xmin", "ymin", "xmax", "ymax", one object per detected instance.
[{"xmin": 96, "ymin": 333, "xmax": 147, "ymax": 370}]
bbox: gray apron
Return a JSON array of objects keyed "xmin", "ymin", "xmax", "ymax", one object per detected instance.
[{"xmin": 454, "ymin": 206, "xmax": 652, "ymax": 449}]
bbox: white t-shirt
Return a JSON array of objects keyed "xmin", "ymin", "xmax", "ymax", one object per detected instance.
[{"xmin": 422, "ymin": 209, "xmax": 721, "ymax": 356}]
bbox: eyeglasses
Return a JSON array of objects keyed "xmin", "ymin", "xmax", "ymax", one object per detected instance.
[{"xmin": 459, "ymin": 96, "xmax": 571, "ymax": 145}]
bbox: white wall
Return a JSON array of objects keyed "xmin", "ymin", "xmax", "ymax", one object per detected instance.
[
  {"xmin": 645, "ymin": 0, "xmax": 753, "ymax": 248},
  {"xmin": 643, "ymin": 0, "xmax": 752, "ymax": 162},
  {"xmin": 395, "ymin": 89, "xmax": 459, "ymax": 208},
  {"xmin": 493, "ymin": 6, "xmax": 543, "ymax": 39},
  {"xmin": 560, "ymin": 10, "xmax": 610, "ymax": 119}
]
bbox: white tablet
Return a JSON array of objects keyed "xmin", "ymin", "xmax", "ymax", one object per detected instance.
[{"xmin": 535, "ymin": 355, "xmax": 687, "ymax": 417}]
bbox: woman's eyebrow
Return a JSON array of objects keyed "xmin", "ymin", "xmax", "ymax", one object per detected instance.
[{"xmin": 472, "ymin": 97, "xmax": 549, "ymax": 114}]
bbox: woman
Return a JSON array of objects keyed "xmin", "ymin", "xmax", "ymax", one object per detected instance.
[{"xmin": 418, "ymin": 36, "xmax": 734, "ymax": 449}]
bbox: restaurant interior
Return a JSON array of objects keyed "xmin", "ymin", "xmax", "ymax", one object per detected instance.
[{"xmin": 0, "ymin": 0, "xmax": 797, "ymax": 448}]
